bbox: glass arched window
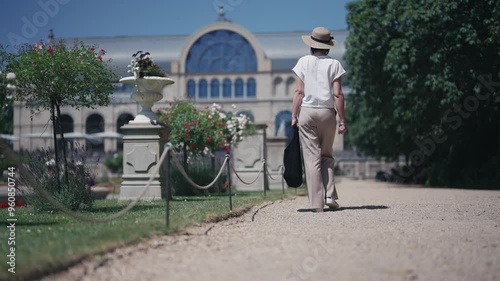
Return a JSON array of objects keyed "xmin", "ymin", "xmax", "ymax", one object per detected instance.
[
  {"xmin": 247, "ymin": 78, "xmax": 256, "ymax": 98},
  {"xmin": 275, "ymin": 111, "xmax": 293, "ymax": 140},
  {"xmin": 235, "ymin": 78, "xmax": 244, "ymax": 98},
  {"xmin": 186, "ymin": 30, "xmax": 257, "ymax": 73},
  {"xmin": 273, "ymin": 77, "xmax": 283, "ymax": 96},
  {"xmin": 187, "ymin": 79, "xmax": 196, "ymax": 98},
  {"xmin": 199, "ymin": 79, "xmax": 208, "ymax": 99},
  {"xmin": 223, "ymin": 78, "xmax": 232, "ymax": 98},
  {"xmin": 211, "ymin": 79, "xmax": 220, "ymax": 99}
]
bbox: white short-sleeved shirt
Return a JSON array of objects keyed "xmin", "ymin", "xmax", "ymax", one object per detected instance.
[{"xmin": 292, "ymin": 55, "xmax": 346, "ymax": 109}]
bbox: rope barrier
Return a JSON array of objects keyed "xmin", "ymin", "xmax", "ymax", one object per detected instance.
[
  {"xmin": 2, "ymin": 137, "xmax": 289, "ymax": 226},
  {"xmin": 0, "ymin": 140, "xmax": 170, "ymax": 223},
  {"xmin": 229, "ymin": 160, "xmax": 266, "ymax": 186},
  {"xmin": 264, "ymin": 164, "xmax": 285, "ymax": 195},
  {"xmin": 264, "ymin": 164, "xmax": 283, "ymax": 181},
  {"xmin": 169, "ymin": 151, "xmax": 230, "ymax": 190}
]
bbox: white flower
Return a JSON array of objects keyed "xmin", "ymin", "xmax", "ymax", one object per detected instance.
[
  {"xmin": 203, "ymin": 146, "xmax": 212, "ymax": 156},
  {"xmin": 237, "ymin": 116, "xmax": 247, "ymax": 125},
  {"xmin": 6, "ymin": 84, "xmax": 16, "ymax": 92},
  {"xmin": 211, "ymin": 103, "xmax": 222, "ymax": 112},
  {"xmin": 231, "ymin": 104, "xmax": 237, "ymax": 109},
  {"xmin": 6, "ymin": 72, "xmax": 15, "ymax": 80},
  {"xmin": 45, "ymin": 159, "xmax": 56, "ymax": 166}
]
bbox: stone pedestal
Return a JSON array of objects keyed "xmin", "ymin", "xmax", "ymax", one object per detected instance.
[
  {"xmin": 232, "ymin": 124, "xmax": 269, "ymax": 191},
  {"xmin": 266, "ymin": 137, "xmax": 287, "ymax": 189},
  {"xmin": 118, "ymin": 76, "xmax": 174, "ymax": 200},
  {"xmin": 119, "ymin": 122, "xmax": 166, "ymax": 200}
]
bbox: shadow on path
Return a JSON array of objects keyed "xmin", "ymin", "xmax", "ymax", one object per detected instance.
[{"xmin": 297, "ymin": 205, "xmax": 389, "ymax": 213}]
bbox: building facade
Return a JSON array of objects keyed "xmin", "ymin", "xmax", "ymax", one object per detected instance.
[{"xmin": 13, "ymin": 19, "xmax": 348, "ymax": 156}]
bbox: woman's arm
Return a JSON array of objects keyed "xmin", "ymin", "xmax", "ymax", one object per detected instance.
[
  {"xmin": 333, "ymin": 77, "xmax": 346, "ymax": 134},
  {"xmin": 291, "ymin": 75, "xmax": 304, "ymax": 127}
]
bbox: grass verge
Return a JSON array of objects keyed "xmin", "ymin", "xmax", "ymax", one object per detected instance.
[{"xmin": 0, "ymin": 189, "xmax": 300, "ymax": 281}]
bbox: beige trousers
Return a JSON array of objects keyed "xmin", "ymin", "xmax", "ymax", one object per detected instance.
[{"xmin": 298, "ymin": 107, "xmax": 338, "ymax": 209}]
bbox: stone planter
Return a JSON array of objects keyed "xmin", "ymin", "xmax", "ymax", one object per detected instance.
[
  {"xmin": 118, "ymin": 76, "xmax": 175, "ymax": 200},
  {"xmin": 119, "ymin": 76, "xmax": 174, "ymax": 123}
]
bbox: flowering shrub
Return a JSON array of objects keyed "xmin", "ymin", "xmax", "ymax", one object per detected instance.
[
  {"xmin": 12, "ymin": 41, "xmax": 115, "ymax": 113},
  {"xmin": 18, "ymin": 149, "xmax": 95, "ymax": 212},
  {"xmin": 10, "ymin": 40, "xmax": 116, "ymax": 191},
  {"xmin": 160, "ymin": 100, "xmax": 223, "ymax": 156},
  {"xmin": 159, "ymin": 100, "xmax": 255, "ymax": 156},
  {"xmin": 209, "ymin": 103, "xmax": 255, "ymax": 150},
  {"xmin": 160, "ymin": 100, "xmax": 253, "ymax": 196},
  {"xmin": 127, "ymin": 50, "xmax": 165, "ymax": 78}
]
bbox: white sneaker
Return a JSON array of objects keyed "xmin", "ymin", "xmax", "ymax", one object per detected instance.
[{"xmin": 325, "ymin": 197, "xmax": 339, "ymax": 209}]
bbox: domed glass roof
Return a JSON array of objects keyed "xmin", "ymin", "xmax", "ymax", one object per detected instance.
[{"xmin": 185, "ymin": 30, "xmax": 257, "ymax": 73}]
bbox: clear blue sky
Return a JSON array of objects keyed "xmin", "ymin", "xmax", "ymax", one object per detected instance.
[{"xmin": 1, "ymin": 0, "xmax": 352, "ymax": 51}]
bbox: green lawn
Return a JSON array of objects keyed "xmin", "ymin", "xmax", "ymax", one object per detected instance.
[{"xmin": 0, "ymin": 189, "xmax": 300, "ymax": 281}]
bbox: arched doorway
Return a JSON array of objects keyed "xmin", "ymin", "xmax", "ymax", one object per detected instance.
[
  {"xmin": 86, "ymin": 114, "xmax": 104, "ymax": 155},
  {"xmin": 55, "ymin": 114, "xmax": 74, "ymax": 154},
  {"xmin": 116, "ymin": 113, "xmax": 134, "ymax": 152}
]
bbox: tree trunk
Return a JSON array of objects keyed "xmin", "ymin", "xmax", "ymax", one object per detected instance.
[
  {"xmin": 50, "ymin": 101, "xmax": 61, "ymax": 191},
  {"xmin": 56, "ymin": 102, "xmax": 70, "ymax": 190},
  {"xmin": 183, "ymin": 144, "xmax": 188, "ymax": 173}
]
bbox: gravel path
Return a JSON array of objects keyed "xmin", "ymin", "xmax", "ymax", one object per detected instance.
[{"xmin": 42, "ymin": 178, "xmax": 500, "ymax": 281}]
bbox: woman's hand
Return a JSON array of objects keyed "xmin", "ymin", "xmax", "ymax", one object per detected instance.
[
  {"xmin": 291, "ymin": 117, "xmax": 298, "ymax": 128},
  {"xmin": 338, "ymin": 123, "xmax": 347, "ymax": 134}
]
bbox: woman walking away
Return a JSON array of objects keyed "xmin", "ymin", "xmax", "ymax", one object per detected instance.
[{"xmin": 291, "ymin": 27, "xmax": 347, "ymax": 213}]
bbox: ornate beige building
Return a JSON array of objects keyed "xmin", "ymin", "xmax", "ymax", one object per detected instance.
[{"xmin": 13, "ymin": 19, "xmax": 349, "ymax": 158}]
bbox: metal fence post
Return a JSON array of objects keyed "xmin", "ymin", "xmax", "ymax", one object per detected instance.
[
  {"xmin": 263, "ymin": 161, "xmax": 267, "ymax": 198},
  {"xmin": 226, "ymin": 154, "xmax": 233, "ymax": 211},
  {"xmin": 165, "ymin": 149, "xmax": 171, "ymax": 228},
  {"xmin": 281, "ymin": 166, "xmax": 285, "ymax": 195}
]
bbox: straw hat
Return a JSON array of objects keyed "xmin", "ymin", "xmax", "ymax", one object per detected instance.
[{"xmin": 301, "ymin": 27, "xmax": 336, "ymax": 49}]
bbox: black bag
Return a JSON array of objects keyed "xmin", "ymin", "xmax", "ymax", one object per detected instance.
[{"xmin": 283, "ymin": 126, "xmax": 303, "ymax": 187}]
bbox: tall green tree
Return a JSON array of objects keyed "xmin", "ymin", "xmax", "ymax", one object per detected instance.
[
  {"xmin": 0, "ymin": 45, "xmax": 15, "ymax": 177},
  {"xmin": 345, "ymin": 0, "xmax": 500, "ymax": 188},
  {"xmin": 11, "ymin": 40, "xmax": 117, "ymax": 189},
  {"xmin": 0, "ymin": 45, "xmax": 14, "ymax": 135}
]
